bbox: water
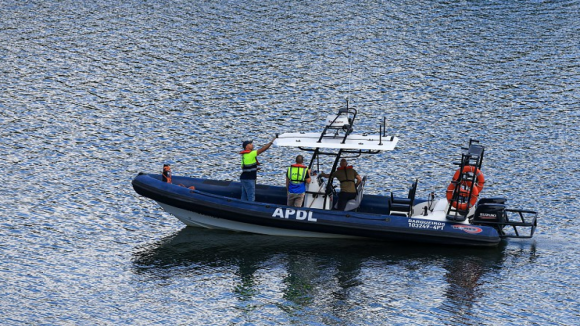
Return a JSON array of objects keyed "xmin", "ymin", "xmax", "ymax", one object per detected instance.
[{"xmin": 1, "ymin": 0, "xmax": 579, "ymax": 324}]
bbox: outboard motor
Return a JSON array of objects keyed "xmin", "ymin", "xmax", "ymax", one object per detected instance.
[
  {"xmin": 472, "ymin": 204, "xmax": 507, "ymax": 224},
  {"xmin": 477, "ymin": 197, "xmax": 507, "ymax": 205},
  {"xmin": 471, "ymin": 197, "xmax": 538, "ymax": 239},
  {"xmin": 471, "ymin": 198, "xmax": 508, "ymax": 234}
]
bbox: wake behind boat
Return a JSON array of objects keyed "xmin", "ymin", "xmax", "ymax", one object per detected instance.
[{"xmin": 132, "ymin": 104, "xmax": 537, "ymax": 247}]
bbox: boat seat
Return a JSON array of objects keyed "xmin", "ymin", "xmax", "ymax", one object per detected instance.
[
  {"xmin": 389, "ymin": 179, "xmax": 418, "ymax": 216},
  {"xmin": 342, "ymin": 176, "xmax": 367, "ymax": 212}
]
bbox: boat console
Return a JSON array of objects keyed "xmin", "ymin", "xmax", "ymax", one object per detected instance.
[{"xmin": 303, "ymin": 176, "xmax": 332, "ymax": 210}]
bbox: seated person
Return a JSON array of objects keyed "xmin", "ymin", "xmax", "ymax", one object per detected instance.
[
  {"xmin": 320, "ymin": 159, "xmax": 362, "ymax": 210},
  {"xmin": 162, "ymin": 164, "xmax": 195, "ymax": 190}
]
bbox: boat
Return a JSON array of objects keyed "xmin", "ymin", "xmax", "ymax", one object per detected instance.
[{"xmin": 132, "ymin": 104, "xmax": 538, "ymax": 247}]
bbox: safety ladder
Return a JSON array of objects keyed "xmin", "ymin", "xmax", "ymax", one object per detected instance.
[{"xmin": 446, "ymin": 140, "xmax": 485, "ymax": 221}]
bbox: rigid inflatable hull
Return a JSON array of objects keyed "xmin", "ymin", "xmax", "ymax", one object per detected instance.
[{"xmin": 132, "ymin": 173, "xmax": 501, "ymax": 247}]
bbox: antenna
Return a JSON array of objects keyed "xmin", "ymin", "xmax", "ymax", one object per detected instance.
[
  {"xmin": 347, "ymin": 45, "xmax": 353, "ymax": 104},
  {"xmin": 379, "ymin": 116, "xmax": 387, "ymax": 145},
  {"xmin": 383, "ymin": 117, "xmax": 387, "ymax": 136},
  {"xmin": 379, "ymin": 116, "xmax": 393, "ymax": 142}
]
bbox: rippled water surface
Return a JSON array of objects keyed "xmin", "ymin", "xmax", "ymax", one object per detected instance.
[{"xmin": 1, "ymin": 0, "xmax": 579, "ymax": 325}]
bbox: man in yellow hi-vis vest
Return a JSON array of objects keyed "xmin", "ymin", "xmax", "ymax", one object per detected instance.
[
  {"xmin": 286, "ymin": 155, "xmax": 312, "ymax": 207},
  {"xmin": 240, "ymin": 137, "xmax": 275, "ymax": 201}
]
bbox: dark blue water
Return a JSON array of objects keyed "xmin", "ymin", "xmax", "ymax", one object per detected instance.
[{"xmin": 1, "ymin": 0, "xmax": 579, "ymax": 324}]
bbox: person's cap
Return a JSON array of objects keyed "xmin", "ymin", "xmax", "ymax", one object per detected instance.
[{"xmin": 242, "ymin": 140, "xmax": 253, "ymax": 149}]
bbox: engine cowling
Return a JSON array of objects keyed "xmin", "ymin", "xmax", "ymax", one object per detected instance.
[{"xmin": 472, "ymin": 203, "xmax": 507, "ymax": 225}]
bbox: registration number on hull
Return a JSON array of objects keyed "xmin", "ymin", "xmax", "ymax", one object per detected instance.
[{"xmin": 408, "ymin": 219, "xmax": 445, "ymax": 231}]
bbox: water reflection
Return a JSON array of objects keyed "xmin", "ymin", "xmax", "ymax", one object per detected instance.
[
  {"xmin": 132, "ymin": 227, "xmax": 537, "ymax": 322},
  {"xmin": 441, "ymin": 241, "xmax": 537, "ymax": 325}
]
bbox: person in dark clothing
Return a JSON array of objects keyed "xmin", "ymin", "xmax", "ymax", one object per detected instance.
[
  {"xmin": 320, "ymin": 159, "xmax": 362, "ymax": 210},
  {"xmin": 162, "ymin": 164, "xmax": 172, "ymax": 183}
]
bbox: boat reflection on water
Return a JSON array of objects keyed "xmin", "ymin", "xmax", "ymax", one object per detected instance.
[
  {"xmin": 441, "ymin": 241, "xmax": 537, "ymax": 323},
  {"xmin": 132, "ymin": 228, "xmax": 537, "ymax": 320}
]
